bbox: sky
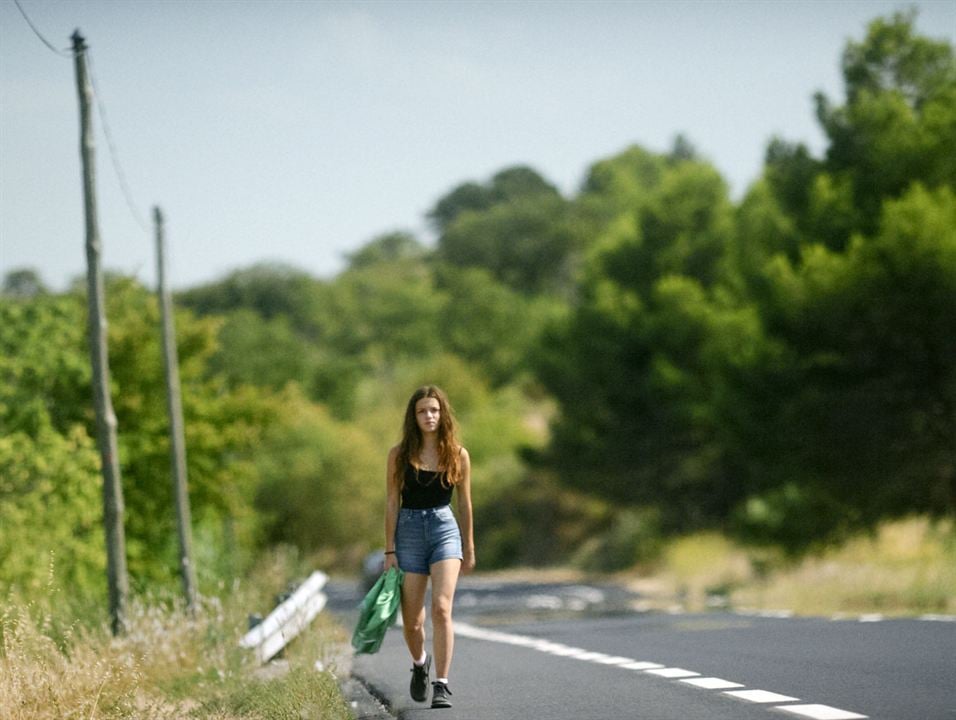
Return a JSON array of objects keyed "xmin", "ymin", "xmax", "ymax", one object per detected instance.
[{"xmin": 2, "ymin": 0, "xmax": 954, "ymax": 292}]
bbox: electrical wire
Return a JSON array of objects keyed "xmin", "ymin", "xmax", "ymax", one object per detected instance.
[
  {"xmin": 11, "ymin": 0, "xmax": 72, "ymax": 57},
  {"xmin": 14, "ymin": 0, "xmax": 152, "ymax": 236},
  {"xmin": 86, "ymin": 50, "xmax": 151, "ymax": 234},
  {"xmin": 13, "ymin": 0, "xmax": 150, "ymax": 233}
]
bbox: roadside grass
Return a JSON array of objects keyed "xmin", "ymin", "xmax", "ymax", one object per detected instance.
[
  {"xmin": 0, "ymin": 552, "xmax": 353, "ymax": 720},
  {"xmin": 627, "ymin": 516, "xmax": 956, "ymax": 617}
]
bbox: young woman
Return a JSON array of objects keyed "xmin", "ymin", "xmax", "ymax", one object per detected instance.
[{"xmin": 383, "ymin": 385, "xmax": 475, "ymax": 709}]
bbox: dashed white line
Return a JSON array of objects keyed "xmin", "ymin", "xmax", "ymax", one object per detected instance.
[
  {"xmin": 593, "ymin": 655, "xmax": 640, "ymax": 665},
  {"xmin": 566, "ymin": 650, "xmax": 612, "ymax": 661},
  {"xmin": 646, "ymin": 667, "xmax": 701, "ymax": 678},
  {"xmin": 777, "ymin": 704, "xmax": 868, "ymax": 719},
  {"xmin": 620, "ymin": 661, "xmax": 665, "ymax": 670},
  {"xmin": 681, "ymin": 677, "xmax": 745, "ymax": 689},
  {"xmin": 454, "ymin": 621, "xmax": 867, "ymax": 718},
  {"xmin": 725, "ymin": 689, "xmax": 800, "ymax": 703}
]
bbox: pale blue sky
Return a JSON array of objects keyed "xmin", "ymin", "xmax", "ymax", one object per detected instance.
[{"xmin": 2, "ymin": 0, "xmax": 954, "ymax": 291}]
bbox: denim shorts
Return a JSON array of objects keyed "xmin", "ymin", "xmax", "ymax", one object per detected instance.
[{"xmin": 395, "ymin": 505, "xmax": 463, "ymax": 575}]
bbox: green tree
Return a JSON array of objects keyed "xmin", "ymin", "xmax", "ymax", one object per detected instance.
[
  {"xmin": 101, "ymin": 279, "xmax": 274, "ymax": 585},
  {"xmin": 434, "ymin": 265, "xmax": 554, "ymax": 385},
  {"xmin": 210, "ymin": 309, "xmax": 317, "ymax": 393},
  {"xmin": 735, "ymin": 185, "xmax": 956, "ymax": 547},
  {"xmin": 254, "ymin": 388, "xmax": 382, "ymax": 558},
  {"xmin": 575, "ymin": 145, "xmax": 667, "ymax": 230},
  {"xmin": 0, "ymin": 281, "xmax": 277, "ymax": 591},
  {"xmin": 0, "ymin": 294, "xmax": 103, "ymax": 596},
  {"xmin": 0, "ymin": 427, "xmax": 104, "ymax": 596},
  {"xmin": 437, "ymin": 195, "xmax": 576, "ymax": 295},
  {"xmin": 814, "ymin": 11, "xmax": 956, "ymax": 234},
  {"xmin": 428, "ymin": 166, "xmax": 561, "ymax": 233},
  {"xmin": 431, "ymin": 166, "xmax": 576, "ymax": 295},
  {"xmin": 346, "ymin": 231, "xmax": 427, "ymax": 269},
  {"xmin": 537, "ymin": 150, "xmax": 744, "ymax": 530},
  {"xmin": 2, "ymin": 268, "xmax": 48, "ymax": 299},
  {"xmin": 178, "ymin": 263, "xmax": 325, "ymax": 339}
]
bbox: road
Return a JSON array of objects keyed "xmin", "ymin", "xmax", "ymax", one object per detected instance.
[{"xmin": 327, "ymin": 577, "xmax": 956, "ymax": 720}]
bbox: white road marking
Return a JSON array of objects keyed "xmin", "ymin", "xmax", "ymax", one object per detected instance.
[
  {"xmin": 645, "ymin": 667, "xmax": 701, "ymax": 678},
  {"xmin": 544, "ymin": 645, "xmax": 589, "ymax": 656},
  {"xmin": 454, "ymin": 621, "xmax": 867, "ymax": 718},
  {"xmin": 565, "ymin": 650, "xmax": 612, "ymax": 661},
  {"xmin": 725, "ymin": 689, "xmax": 800, "ymax": 703},
  {"xmin": 593, "ymin": 655, "xmax": 639, "ymax": 665},
  {"xmin": 681, "ymin": 677, "xmax": 745, "ymax": 689},
  {"xmin": 858, "ymin": 614, "xmax": 884, "ymax": 623},
  {"xmin": 776, "ymin": 704, "xmax": 868, "ymax": 719},
  {"xmin": 919, "ymin": 613, "xmax": 956, "ymax": 622}
]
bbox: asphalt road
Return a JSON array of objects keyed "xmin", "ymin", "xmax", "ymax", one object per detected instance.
[{"xmin": 328, "ymin": 577, "xmax": 956, "ymax": 720}]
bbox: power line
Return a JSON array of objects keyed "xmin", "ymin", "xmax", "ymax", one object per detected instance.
[
  {"xmin": 86, "ymin": 50, "xmax": 150, "ymax": 234},
  {"xmin": 15, "ymin": 3, "xmax": 150, "ymax": 235},
  {"xmin": 11, "ymin": 0, "xmax": 72, "ymax": 58}
]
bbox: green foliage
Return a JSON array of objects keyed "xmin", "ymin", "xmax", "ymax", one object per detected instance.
[
  {"xmin": 744, "ymin": 185, "xmax": 956, "ymax": 537},
  {"xmin": 209, "ymin": 309, "xmax": 316, "ymax": 392},
  {"xmin": 428, "ymin": 165, "xmax": 561, "ymax": 233},
  {"xmin": 537, "ymin": 153, "xmax": 745, "ymax": 530},
  {"xmin": 254, "ymin": 388, "xmax": 382, "ymax": 556},
  {"xmin": 101, "ymin": 279, "xmax": 271, "ymax": 587},
  {"xmin": 4, "ymin": 11, "xmax": 953, "ymax": 594},
  {"xmin": 0, "ymin": 293, "xmax": 91, "ymax": 436},
  {"xmin": 0, "ymin": 280, "xmax": 276, "ymax": 597},
  {"xmin": 813, "ymin": 11, "xmax": 956, "ymax": 233},
  {"xmin": 0, "ymin": 427, "xmax": 104, "ymax": 595},
  {"xmin": 432, "ymin": 165, "xmax": 576, "ymax": 295},
  {"xmin": 434, "ymin": 265, "xmax": 556, "ymax": 385},
  {"xmin": 346, "ymin": 230, "xmax": 427, "ymax": 269},
  {"xmin": 437, "ymin": 194, "xmax": 576, "ymax": 295},
  {"xmin": 178, "ymin": 262, "xmax": 324, "ymax": 338},
  {"xmin": 320, "ymin": 261, "xmax": 442, "ymax": 362},
  {"xmin": 538, "ymin": 14, "xmax": 956, "ymax": 552},
  {"xmin": 2, "ymin": 268, "xmax": 48, "ymax": 299},
  {"xmin": 473, "ymin": 472, "xmax": 611, "ymax": 568}
]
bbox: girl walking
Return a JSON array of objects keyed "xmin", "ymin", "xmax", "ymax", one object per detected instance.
[{"xmin": 383, "ymin": 385, "xmax": 475, "ymax": 709}]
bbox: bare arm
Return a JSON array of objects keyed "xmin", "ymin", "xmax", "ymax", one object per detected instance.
[
  {"xmin": 384, "ymin": 446, "xmax": 401, "ymax": 571},
  {"xmin": 457, "ymin": 447, "xmax": 476, "ymax": 574}
]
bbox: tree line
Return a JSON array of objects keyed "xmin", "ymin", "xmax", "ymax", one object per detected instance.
[{"xmin": 2, "ymin": 12, "xmax": 953, "ymax": 602}]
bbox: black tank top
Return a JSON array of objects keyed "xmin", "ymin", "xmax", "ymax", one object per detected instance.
[{"xmin": 401, "ymin": 464, "xmax": 454, "ymax": 509}]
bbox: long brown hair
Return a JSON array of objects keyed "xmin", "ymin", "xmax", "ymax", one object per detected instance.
[{"xmin": 395, "ymin": 385, "xmax": 462, "ymax": 489}]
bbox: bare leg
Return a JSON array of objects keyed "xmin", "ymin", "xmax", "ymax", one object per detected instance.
[
  {"xmin": 429, "ymin": 558, "xmax": 462, "ymax": 679},
  {"xmin": 401, "ymin": 572, "xmax": 429, "ymax": 661}
]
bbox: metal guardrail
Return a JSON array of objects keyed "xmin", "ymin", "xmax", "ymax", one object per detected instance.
[{"xmin": 240, "ymin": 570, "xmax": 329, "ymax": 664}]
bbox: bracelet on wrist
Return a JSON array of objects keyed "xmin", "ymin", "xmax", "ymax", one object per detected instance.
[{"xmin": 384, "ymin": 550, "xmax": 396, "ymax": 555}]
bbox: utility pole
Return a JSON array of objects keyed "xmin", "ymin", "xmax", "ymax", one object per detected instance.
[
  {"xmin": 72, "ymin": 29, "xmax": 129, "ymax": 636},
  {"xmin": 154, "ymin": 207, "xmax": 199, "ymax": 611}
]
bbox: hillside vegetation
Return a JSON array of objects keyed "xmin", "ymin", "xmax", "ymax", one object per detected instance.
[{"xmin": 1, "ymin": 11, "xmax": 954, "ymax": 686}]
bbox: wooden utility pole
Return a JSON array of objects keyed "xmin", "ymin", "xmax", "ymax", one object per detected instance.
[
  {"xmin": 72, "ymin": 29, "xmax": 129, "ymax": 635},
  {"xmin": 154, "ymin": 207, "xmax": 198, "ymax": 611}
]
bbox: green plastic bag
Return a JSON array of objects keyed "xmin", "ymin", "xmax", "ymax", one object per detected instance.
[{"xmin": 352, "ymin": 566, "xmax": 404, "ymax": 654}]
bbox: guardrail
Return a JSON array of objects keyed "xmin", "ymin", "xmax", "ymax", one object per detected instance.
[{"xmin": 239, "ymin": 570, "xmax": 329, "ymax": 664}]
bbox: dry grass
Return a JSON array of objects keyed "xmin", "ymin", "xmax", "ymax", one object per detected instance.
[
  {"xmin": 732, "ymin": 516, "xmax": 956, "ymax": 616},
  {"xmin": 0, "ymin": 561, "xmax": 352, "ymax": 720},
  {"xmin": 625, "ymin": 532, "xmax": 754, "ymax": 611},
  {"xmin": 625, "ymin": 516, "xmax": 956, "ymax": 616}
]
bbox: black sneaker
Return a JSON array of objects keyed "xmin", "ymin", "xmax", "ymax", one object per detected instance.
[
  {"xmin": 409, "ymin": 654, "xmax": 430, "ymax": 702},
  {"xmin": 431, "ymin": 681, "xmax": 453, "ymax": 709}
]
